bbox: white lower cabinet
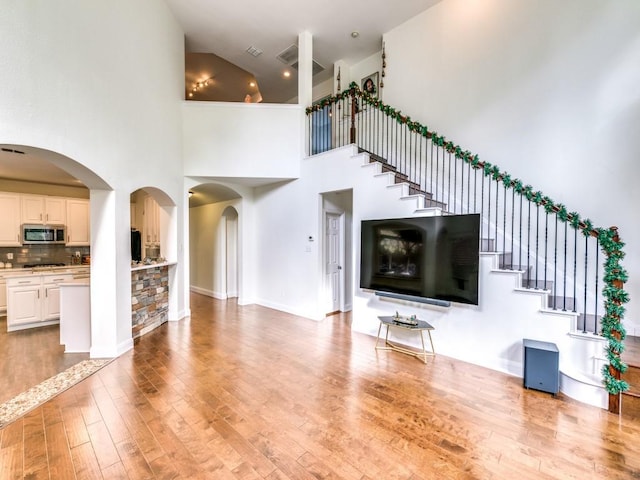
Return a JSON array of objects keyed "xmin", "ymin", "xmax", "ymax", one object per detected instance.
[
  {"xmin": 7, "ymin": 273, "xmax": 72, "ymax": 331},
  {"xmin": 0, "ymin": 278, "xmax": 6, "ymax": 315}
]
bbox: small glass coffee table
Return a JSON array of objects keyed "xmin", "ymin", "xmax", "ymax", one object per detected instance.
[{"xmin": 376, "ymin": 316, "xmax": 435, "ymax": 364}]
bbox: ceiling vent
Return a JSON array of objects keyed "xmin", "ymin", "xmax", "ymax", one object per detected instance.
[
  {"xmin": 277, "ymin": 44, "xmax": 325, "ymax": 75},
  {"xmin": 245, "ymin": 45, "xmax": 263, "ymax": 57},
  {"xmin": 291, "ymin": 60, "xmax": 325, "ymax": 76},
  {"xmin": 276, "ymin": 44, "xmax": 299, "ymax": 65}
]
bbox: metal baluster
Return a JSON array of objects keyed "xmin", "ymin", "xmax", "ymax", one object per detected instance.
[
  {"xmin": 535, "ymin": 204, "xmax": 539, "ymax": 289},
  {"xmin": 583, "ymin": 234, "xmax": 588, "ymax": 333},
  {"xmin": 544, "ymin": 211, "xmax": 549, "ymax": 293},
  {"xmin": 467, "ymin": 163, "xmax": 472, "ymax": 214},
  {"xmin": 483, "ymin": 177, "xmax": 493, "ymax": 252},
  {"xmin": 480, "ymin": 172, "xmax": 485, "ymax": 249},
  {"xmin": 554, "ymin": 214, "xmax": 558, "ymax": 310},
  {"xmin": 435, "ymin": 144, "xmax": 439, "ymax": 206},
  {"xmin": 419, "ymin": 133, "xmax": 423, "ymax": 194},
  {"xmin": 573, "ymin": 227, "xmax": 577, "ymax": 313},
  {"xmin": 430, "ymin": 140, "xmax": 434, "ymax": 204},
  {"xmin": 510, "ymin": 189, "xmax": 515, "ymax": 270},
  {"xmin": 448, "ymin": 151, "xmax": 452, "ymax": 214},
  {"xmin": 594, "ymin": 239, "xmax": 599, "ymax": 334},
  {"xmin": 460, "ymin": 158, "xmax": 465, "ymax": 214},
  {"xmin": 442, "ymin": 146, "xmax": 446, "ymax": 211},
  {"xmin": 526, "ymin": 200, "xmax": 531, "ymax": 288},
  {"xmin": 474, "ymin": 168, "xmax": 478, "ymax": 214},
  {"xmin": 495, "ymin": 179, "xmax": 499, "ymax": 253},
  {"xmin": 563, "ymin": 221, "xmax": 568, "ymax": 311},
  {"xmin": 502, "ymin": 183, "xmax": 507, "ymax": 266},
  {"xmin": 518, "ymin": 193, "xmax": 523, "ymax": 272}
]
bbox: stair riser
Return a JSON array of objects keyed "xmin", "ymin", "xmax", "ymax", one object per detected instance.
[{"xmin": 622, "ymin": 366, "xmax": 640, "ymax": 394}]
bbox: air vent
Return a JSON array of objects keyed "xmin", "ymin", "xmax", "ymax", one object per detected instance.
[
  {"xmin": 1, "ymin": 147, "xmax": 24, "ymax": 154},
  {"xmin": 291, "ymin": 60, "xmax": 325, "ymax": 76},
  {"xmin": 246, "ymin": 45, "xmax": 263, "ymax": 57},
  {"xmin": 276, "ymin": 44, "xmax": 299, "ymax": 65}
]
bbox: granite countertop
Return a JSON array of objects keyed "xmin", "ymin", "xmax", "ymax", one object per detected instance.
[{"xmin": 0, "ymin": 265, "xmax": 90, "ymax": 279}]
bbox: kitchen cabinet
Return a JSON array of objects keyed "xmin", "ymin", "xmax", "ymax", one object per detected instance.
[
  {"xmin": 0, "ymin": 278, "xmax": 6, "ymax": 314},
  {"xmin": 6, "ymin": 273, "xmax": 72, "ymax": 331},
  {"xmin": 66, "ymin": 199, "xmax": 90, "ymax": 246},
  {"xmin": 0, "ymin": 193, "xmax": 22, "ymax": 246},
  {"xmin": 22, "ymin": 195, "xmax": 66, "ymax": 225},
  {"xmin": 143, "ymin": 195, "xmax": 160, "ymax": 244}
]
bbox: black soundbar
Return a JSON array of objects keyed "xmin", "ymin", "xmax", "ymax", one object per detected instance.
[{"xmin": 375, "ymin": 291, "xmax": 451, "ymax": 308}]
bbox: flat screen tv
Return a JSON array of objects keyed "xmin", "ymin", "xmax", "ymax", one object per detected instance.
[{"xmin": 360, "ymin": 214, "xmax": 480, "ymax": 305}]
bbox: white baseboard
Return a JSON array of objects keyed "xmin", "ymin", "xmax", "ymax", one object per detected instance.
[
  {"xmin": 190, "ymin": 286, "xmax": 229, "ymax": 300},
  {"xmin": 254, "ymin": 298, "xmax": 324, "ymax": 321}
]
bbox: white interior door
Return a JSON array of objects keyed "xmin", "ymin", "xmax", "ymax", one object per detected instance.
[{"xmin": 325, "ymin": 212, "xmax": 344, "ymax": 313}]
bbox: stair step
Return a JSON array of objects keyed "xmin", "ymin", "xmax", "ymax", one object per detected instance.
[
  {"xmin": 522, "ymin": 279, "xmax": 553, "ymax": 290},
  {"xmin": 576, "ymin": 313, "xmax": 600, "ymax": 333},
  {"xmin": 621, "ymin": 364, "xmax": 640, "ymax": 394},
  {"xmin": 499, "ymin": 264, "xmax": 533, "ymax": 272},
  {"xmin": 621, "ymin": 392, "xmax": 640, "ymax": 420}
]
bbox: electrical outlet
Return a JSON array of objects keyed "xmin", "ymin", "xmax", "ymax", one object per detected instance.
[{"xmin": 6, "ymin": 253, "xmax": 13, "ymax": 260}]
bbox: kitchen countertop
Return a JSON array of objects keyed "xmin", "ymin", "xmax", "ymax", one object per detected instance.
[
  {"xmin": 0, "ymin": 265, "xmax": 90, "ymax": 279},
  {"xmin": 131, "ymin": 261, "xmax": 176, "ymax": 272}
]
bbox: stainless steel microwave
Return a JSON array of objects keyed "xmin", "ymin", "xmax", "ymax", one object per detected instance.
[{"xmin": 22, "ymin": 224, "xmax": 66, "ymax": 245}]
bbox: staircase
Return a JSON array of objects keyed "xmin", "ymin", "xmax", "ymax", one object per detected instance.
[
  {"xmin": 307, "ymin": 84, "xmax": 629, "ymax": 412},
  {"xmin": 621, "ymin": 337, "xmax": 640, "ymax": 418},
  {"xmin": 622, "ymin": 364, "xmax": 640, "ymax": 418}
]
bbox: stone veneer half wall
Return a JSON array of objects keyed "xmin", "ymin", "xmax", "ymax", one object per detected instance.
[{"xmin": 131, "ymin": 265, "xmax": 169, "ymax": 338}]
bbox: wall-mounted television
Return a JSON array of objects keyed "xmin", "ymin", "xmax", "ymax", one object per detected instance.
[{"xmin": 360, "ymin": 214, "xmax": 480, "ymax": 305}]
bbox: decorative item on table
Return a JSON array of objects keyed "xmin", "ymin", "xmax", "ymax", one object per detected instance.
[{"xmin": 394, "ymin": 313, "xmax": 419, "ymax": 326}]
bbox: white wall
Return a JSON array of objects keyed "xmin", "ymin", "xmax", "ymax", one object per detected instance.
[
  {"xmin": 382, "ymin": 0, "xmax": 640, "ymax": 334},
  {"xmin": 0, "ymin": 1, "xmax": 186, "ymax": 355},
  {"xmin": 182, "ymin": 102, "xmax": 303, "ymax": 179},
  {"xmin": 189, "ymin": 200, "xmax": 241, "ymax": 298}
]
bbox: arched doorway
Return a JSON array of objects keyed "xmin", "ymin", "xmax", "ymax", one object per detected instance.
[
  {"xmin": 222, "ymin": 206, "xmax": 239, "ymax": 299},
  {"xmin": 0, "ymin": 145, "xmax": 111, "ymax": 401},
  {"xmin": 187, "ymin": 183, "xmax": 242, "ymax": 301}
]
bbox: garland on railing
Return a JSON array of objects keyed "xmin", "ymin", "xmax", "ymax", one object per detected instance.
[{"xmin": 306, "ymin": 83, "xmax": 630, "ymax": 395}]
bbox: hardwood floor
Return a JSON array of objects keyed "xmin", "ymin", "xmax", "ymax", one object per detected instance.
[
  {"xmin": 2, "ymin": 294, "xmax": 640, "ymax": 479},
  {"xmin": 0, "ymin": 317, "xmax": 88, "ymax": 404}
]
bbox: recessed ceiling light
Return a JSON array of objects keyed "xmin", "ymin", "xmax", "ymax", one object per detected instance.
[
  {"xmin": 283, "ymin": 71, "xmax": 291, "ymax": 78},
  {"xmin": 249, "ymin": 81, "xmax": 256, "ymax": 87},
  {"xmin": 351, "ymin": 31, "xmax": 360, "ymax": 38}
]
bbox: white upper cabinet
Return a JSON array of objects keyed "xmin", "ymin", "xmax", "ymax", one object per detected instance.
[
  {"xmin": 0, "ymin": 193, "xmax": 22, "ymax": 246},
  {"xmin": 21, "ymin": 195, "xmax": 66, "ymax": 225},
  {"xmin": 66, "ymin": 199, "xmax": 90, "ymax": 246}
]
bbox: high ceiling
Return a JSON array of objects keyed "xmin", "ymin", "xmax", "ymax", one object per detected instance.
[
  {"xmin": 168, "ymin": 0, "xmax": 442, "ymax": 103},
  {"xmin": 1, "ymin": 0, "xmax": 442, "ymax": 195}
]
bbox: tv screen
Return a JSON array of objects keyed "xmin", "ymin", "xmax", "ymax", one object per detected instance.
[{"xmin": 360, "ymin": 214, "xmax": 480, "ymax": 305}]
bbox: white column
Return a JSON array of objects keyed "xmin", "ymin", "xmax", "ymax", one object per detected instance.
[
  {"xmin": 298, "ymin": 31, "xmax": 313, "ymax": 156},
  {"xmin": 89, "ymin": 189, "xmax": 134, "ymax": 358}
]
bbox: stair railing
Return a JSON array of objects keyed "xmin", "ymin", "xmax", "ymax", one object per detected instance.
[{"xmin": 306, "ymin": 83, "xmax": 629, "ymax": 412}]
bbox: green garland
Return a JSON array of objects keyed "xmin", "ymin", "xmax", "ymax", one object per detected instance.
[{"xmin": 307, "ymin": 84, "xmax": 630, "ymax": 394}]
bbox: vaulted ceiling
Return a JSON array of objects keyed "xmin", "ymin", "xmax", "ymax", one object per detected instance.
[{"xmin": 1, "ymin": 1, "xmax": 443, "ymax": 191}]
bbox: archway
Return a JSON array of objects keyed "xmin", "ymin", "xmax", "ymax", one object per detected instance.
[
  {"xmin": 187, "ymin": 182, "xmax": 242, "ymax": 301},
  {"xmin": 0, "ymin": 144, "xmax": 112, "ymax": 401},
  {"xmin": 221, "ymin": 206, "xmax": 239, "ymax": 299}
]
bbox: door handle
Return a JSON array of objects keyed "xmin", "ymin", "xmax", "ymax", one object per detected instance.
[{"xmin": 338, "ymin": 265, "xmax": 342, "ymax": 270}]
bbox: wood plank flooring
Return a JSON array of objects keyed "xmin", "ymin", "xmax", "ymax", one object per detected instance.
[
  {"xmin": 0, "ymin": 317, "xmax": 88, "ymax": 404},
  {"xmin": 2, "ymin": 294, "xmax": 640, "ymax": 479}
]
